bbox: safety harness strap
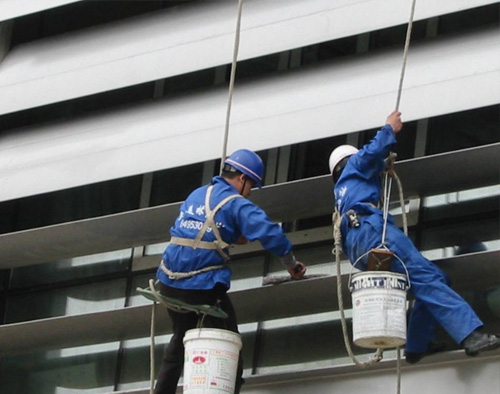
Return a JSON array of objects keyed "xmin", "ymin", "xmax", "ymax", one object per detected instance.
[
  {"xmin": 170, "ymin": 236, "xmax": 223, "ymax": 250},
  {"xmin": 192, "ymin": 185, "xmax": 242, "ymax": 251},
  {"xmin": 160, "ymin": 259, "xmax": 225, "ymax": 281},
  {"xmin": 165, "ymin": 185, "xmax": 243, "ymax": 279}
]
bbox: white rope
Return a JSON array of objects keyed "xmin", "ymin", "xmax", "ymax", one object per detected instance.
[
  {"xmin": 220, "ymin": 0, "xmax": 245, "ymax": 174},
  {"xmin": 150, "ymin": 301, "xmax": 156, "ymax": 394},
  {"xmin": 148, "ymin": 3, "xmax": 246, "ymax": 389},
  {"xmin": 333, "ymin": 213, "xmax": 384, "ymax": 368},
  {"xmin": 396, "ymin": 346, "xmax": 402, "ymax": 394},
  {"xmin": 380, "ymin": 2, "xmax": 417, "ymax": 381},
  {"xmin": 395, "ymin": 0, "xmax": 417, "ymax": 111}
]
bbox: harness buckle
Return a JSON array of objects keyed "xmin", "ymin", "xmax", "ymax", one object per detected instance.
[{"xmin": 346, "ymin": 209, "xmax": 360, "ymax": 228}]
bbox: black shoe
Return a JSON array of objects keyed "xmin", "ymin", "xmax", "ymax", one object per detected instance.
[
  {"xmin": 462, "ymin": 331, "xmax": 500, "ymax": 356},
  {"xmin": 405, "ymin": 341, "xmax": 447, "ymax": 364}
]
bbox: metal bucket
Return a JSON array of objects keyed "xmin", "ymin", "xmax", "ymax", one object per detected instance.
[{"xmin": 350, "ymin": 271, "xmax": 409, "ymax": 349}]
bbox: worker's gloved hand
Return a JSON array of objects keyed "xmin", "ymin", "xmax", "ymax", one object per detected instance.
[
  {"xmin": 234, "ymin": 235, "xmax": 248, "ymax": 245},
  {"xmin": 288, "ymin": 261, "xmax": 307, "ymax": 279}
]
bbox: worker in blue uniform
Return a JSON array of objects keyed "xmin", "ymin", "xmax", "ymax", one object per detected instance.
[
  {"xmin": 154, "ymin": 149, "xmax": 306, "ymax": 394},
  {"xmin": 329, "ymin": 110, "xmax": 500, "ymax": 364}
]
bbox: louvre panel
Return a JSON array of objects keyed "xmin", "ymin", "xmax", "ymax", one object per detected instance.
[
  {"xmin": 0, "ymin": 0, "xmax": 496, "ymax": 112},
  {"xmin": 0, "ymin": 250, "xmax": 497, "ymax": 356},
  {"xmin": 0, "ymin": 144, "xmax": 497, "ymax": 269},
  {"xmin": 0, "ymin": 28, "xmax": 499, "ymax": 202}
]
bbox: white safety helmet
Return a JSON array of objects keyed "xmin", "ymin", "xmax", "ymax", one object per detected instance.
[{"xmin": 329, "ymin": 145, "xmax": 359, "ymax": 177}]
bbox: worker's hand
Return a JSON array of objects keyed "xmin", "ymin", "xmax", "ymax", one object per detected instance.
[
  {"xmin": 386, "ymin": 110, "xmax": 403, "ymax": 133},
  {"xmin": 234, "ymin": 235, "xmax": 248, "ymax": 245},
  {"xmin": 287, "ymin": 261, "xmax": 307, "ymax": 280}
]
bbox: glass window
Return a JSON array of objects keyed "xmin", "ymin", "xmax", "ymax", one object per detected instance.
[
  {"xmin": 164, "ymin": 68, "xmax": 217, "ymax": 95},
  {"xmin": 0, "ymin": 343, "xmax": 120, "ymax": 394},
  {"xmin": 237, "ymin": 53, "xmax": 282, "ymax": 80},
  {"xmin": 437, "ymin": 3, "xmax": 499, "ymax": 35},
  {"xmin": 118, "ymin": 336, "xmax": 164, "ymax": 391},
  {"xmin": 9, "ymin": 250, "xmax": 131, "ymax": 289},
  {"xmin": 5, "ymin": 279, "xmax": 127, "ymax": 323},
  {"xmin": 0, "ymin": 176, "xmax": 142, "ymax": 234},
  {"xmin": 255, "ymin": 316, "xmax": 367, "ymax": 374},
  {"xmin": 426, "ymin": 105, "xmax": 500, "ymax": 155},
  {"xmin": 288, "ymin": 135, "xmax": 347, "ymax": 181},
  {"xmin": 150, "ymin": 163, "xmax": 204, "ymax": 206},
  {"xmin": 369, "ymin": 21, "xmax": 427, "ymax": 50},
  {"xmin": 301, "ymin": 35, "xmax": 358, "ymax": 66}
]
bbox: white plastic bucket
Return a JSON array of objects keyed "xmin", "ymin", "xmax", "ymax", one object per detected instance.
[
  {"xmin": 183, "ymin": 328, "xmax": 242, "ymax": 394},
  {"xmin": 350, "ymin": 271, "xmax": 409, "ymax": 349}
]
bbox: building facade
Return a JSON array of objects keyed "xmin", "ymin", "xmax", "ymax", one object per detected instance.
[{"xmin": 0, "ymin": 1, "xmax": 499, "ymax": 393}]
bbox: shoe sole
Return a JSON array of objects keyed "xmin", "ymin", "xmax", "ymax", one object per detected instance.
[{"xmin": 465, "ymin": 339, "xmax": 500, "ymax": 357}]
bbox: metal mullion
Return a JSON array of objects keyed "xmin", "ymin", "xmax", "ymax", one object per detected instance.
[{"xmin": 114, "ymin": 171, "xmax": 154, "ymax": 391}]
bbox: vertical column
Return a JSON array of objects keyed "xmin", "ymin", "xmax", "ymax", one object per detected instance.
[{"xmin": 0, "ymin": 20, "xmax": 13, "ymax": 63}]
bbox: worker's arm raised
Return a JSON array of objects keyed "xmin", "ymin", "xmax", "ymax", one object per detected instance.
[{"xmin": 386, "ymin": 110, "xmax": 403, "ymax": 133}]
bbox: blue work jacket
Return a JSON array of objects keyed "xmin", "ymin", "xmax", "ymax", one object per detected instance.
[
  {"xmin": 334, "ymin": 124, "xmax": 397, "ymax": 261},
  {"xmin": 157, "ymin": 176, "xmax": 293, "ymax": 290}
]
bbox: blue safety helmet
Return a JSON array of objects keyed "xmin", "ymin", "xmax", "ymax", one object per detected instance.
[{"xmin": 224, "ymin": 149, "xmax": 264, "ymax": 188}]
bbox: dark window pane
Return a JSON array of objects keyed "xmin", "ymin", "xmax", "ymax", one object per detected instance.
[
  {"xmin": 438, "ymin": 4, "xmax": 499, "ymax": 35},
  {"xmin": 302, "ymin": 36, "xmax": 358, "ymax": 66},
  {"xmin": 5, "ymin": 279, "xmax": 127, "ymax": 323},
  {"xmin": 237, "ymin": 53, "xmax": 282, "ymax": 79},
  {"xmin": 369, "ymin": 21, "xmax": 427, "ymax": 50},
  {"xmin": 0, "ymin": 176, "xmax": 142, "ymax": 234},
  {"xmin": 288, "ymin": 135, "xmax": 347, "ymax": 181},
  {"xmin": 0, "ymin": 84, "xmax": 155, "ymax": 133},
  {"xmin": 164, "ymin": 68, "xmax": 217, "ymax": 95},
  {"xmin": 9, "ymin": 250, "xmax": 131, "ymax": 289},
  {"xmin": 150, "ymin": 163, "xmax": 204, "ymax": 206},
  {"xmin": 0, "ymin": 346, "xmax": 119, "ymax": 394},
  {"xmin": 426, "ymin": 105, "xmax": 500, "ymax": 155}
]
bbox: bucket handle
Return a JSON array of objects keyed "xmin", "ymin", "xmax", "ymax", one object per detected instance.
[{"xmin": 348, "ymin": 246, "xmax": 411, "ymax": 291}]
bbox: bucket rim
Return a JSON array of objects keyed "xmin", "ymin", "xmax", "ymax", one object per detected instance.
[
  {"xmin": 349, "ymin": 271, "xmax": 410, "ymax": 292},
  {"xmin": 183, "ymin": 328, "xmax": 242, "ymax": 347}
]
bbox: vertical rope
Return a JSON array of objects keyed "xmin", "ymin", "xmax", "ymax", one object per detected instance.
[
  {"xmin": 393, "ymin": 2, "xmax": 416, "ymax": 389},
  {"xmin": 395, "ymin": 0, "xmax": 417, "ymax": 111},
  {"xmin": 150, "ymin": 302, "xmax": 157, "ymax": 394},
  {"xmin": 396, "ymin": 346, "xmax": 402, "ymax": 394},
  {"xmin": 220, "ymin": 0, "xmax": 245, "ymax": 174},
  {"xmin": 333, "ymin": 213, "xmax": 383, "ymax": 368}
]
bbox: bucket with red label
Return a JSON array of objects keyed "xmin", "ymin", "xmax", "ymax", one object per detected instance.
[{"xmin": 183, "ymin": 328, "xmax": 242, "ymax": 393}]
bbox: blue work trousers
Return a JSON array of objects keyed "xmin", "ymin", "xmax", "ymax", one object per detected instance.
[{"xmin": 345, "ymin": 213, "xmax": 483, "ymax": 353}]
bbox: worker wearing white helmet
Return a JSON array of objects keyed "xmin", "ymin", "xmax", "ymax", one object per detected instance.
[
  {"xmin": 154, "ymin": 149, "xmax": 307, "ymax": 394},
  {"xmin": 329, "ymin": 144, "xmax": 359, "ymax": 184},
  {"xmin": 329, "ymin": 110, "xmax": 500, "ymax": 364}
]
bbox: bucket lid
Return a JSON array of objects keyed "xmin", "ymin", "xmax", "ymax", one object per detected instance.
[{"xmin": 184, "ymin": 328, "xmax": 242, "ymax": 349}]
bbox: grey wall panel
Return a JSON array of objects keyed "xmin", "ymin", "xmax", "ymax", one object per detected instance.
[
  {"xmin": 108, "ymin": 354, "xmax": 500, "ymax": 394},
  {"xmin": 0, "ymin": 144, "xmax": 498, "ymax": 269},
  {"xmin": 241, "ymin": 355, "xmax": 500, "ymax": 394},
  {"xmin": 0, "ymin": 28, "xmax": 498, "ymax": 202}
]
